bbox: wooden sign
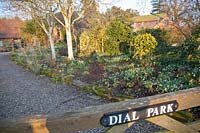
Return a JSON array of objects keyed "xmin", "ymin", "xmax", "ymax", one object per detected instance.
[{"xmin": 100, "ymin": 100, "xmax": 178, "ymax": 127}]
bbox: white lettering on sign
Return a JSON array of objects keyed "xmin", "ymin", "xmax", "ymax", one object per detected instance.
[
  {"xmin": 147, "ymin": 108, "xmax": 154, "ymax": 117},
  {"xmin": 108, "ymin": 111, "xmax": 140, "ymax": 125},
  {"xmin": 160, "ymin": 105, "xmax": 166, "ymax": 114},
  {"xmin": 101, "ymin": 101, "xmax": 178, "ymax": 127},
  {"xmin": 132, "ymin": 111, "xmax": 140, "ymax": 120},
  {"xmin": 109, "ymin": 116, "xmax": 118, "ymax": 126},
  {"xmin": 152, "ymin": 107, "xmax": 159, "ymax": 116},
  {"xmin": 118, "ymin": 114, "xmax": 122, "ymax": 124},
  {"xmin": 167, "ymin": 104, "xmax": 174, "ymax": 112},
  {"xmin": 123, "ymin": 113, "xmax": 131, "ymax": 123},
  {"xmin": 147, "ymin": 103, "xmax": 174, "ymax": 117}
]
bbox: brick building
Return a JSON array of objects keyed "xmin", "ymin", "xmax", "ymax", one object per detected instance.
[
  {"xmin": 0, "ymin": 18, "xmax": 24, "ymax": 48},
  {"xmin": 131, "ymin": 14, "xmax": 173, "ymax": 31}
]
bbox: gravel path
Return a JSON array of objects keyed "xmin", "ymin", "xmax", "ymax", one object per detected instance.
[{"xmin": 0, "ymin": 52, "xmax": 163, "ymax": 133}]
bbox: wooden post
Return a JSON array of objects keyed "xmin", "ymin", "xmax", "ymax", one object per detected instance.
[
  {"xmin": 30, "ymin": 119, "xmax": 49, "ymax": 133},
  {"xmin": 147, "ymin": 115, "xmax": 198, "ymax": 133},
  {"xmin": 106, "ymin": 122, "xmax": 135, "ymax": 133}
]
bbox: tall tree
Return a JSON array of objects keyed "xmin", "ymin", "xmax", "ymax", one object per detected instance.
[
  {"xmin": 9, "ymin": 0, "xmax": 117, "ymax": 60},
  {"xmin": 105, "ymin": 6, "xmax": 139, "ymax": 24},
  {"xmin": 48, "ymin": 0, "xmax": 116, "ymax": 60},
  {"xmin": 151, "ymin": 0, "xmax": 164, "ymax": 14},
  {"xmin": 21, "ymin": 20, "xmax": 48, "ymax": 47},
  {"xmin": 81, "ymin": 0, "xmax": 101, "ymax": 28},
  {"xmin": 151, "ymin": 0, "xmax": 200, "ymax": 37},
  {"xmin": 10, "ymin": 0, "xmax": 57, "ymax": 62},
  {"xmin": 49, "ymin": 0, "xmax": 77, "ymax": 60}
]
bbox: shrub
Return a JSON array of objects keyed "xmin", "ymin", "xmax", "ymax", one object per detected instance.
[
  {"xmin": 192, "ymin": 25, "xmax": 200, "ymax": 40},
  {"xmin": 180, "ymin": 25, "xmax": 200, "ymax": 59},
  {"xmin": 138, "ymin": 28, "xmax": 169, "ymax": 54},
  {"xmin": 79, "ymin": 26, "xmax": 107, "ymax": 56},
  {"xmin": 139, "ymin": 28, "xmax": 168, "ymax": 45},
  {"xmin": 21, "ymin": 20, "xmax": 47, "ymax": 46},
  {"xmin": 11, "ymin": 46, "xmax": 51, "ymax": 75},
  {"xmin": 105, "ymin": 19, "xmax": 134, "ymax": 55},
  {"xmin": 133, "ymin": 33, "xmax": 158, "ymax": 58}
]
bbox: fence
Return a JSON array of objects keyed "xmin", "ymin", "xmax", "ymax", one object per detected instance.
[{"xmin": 0, "ymin": 87, "xmax": 200, "ymax": 133}]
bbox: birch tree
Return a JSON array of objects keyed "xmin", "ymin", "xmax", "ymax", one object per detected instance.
[
  {"xmin": 4, "ymin": 0, "xmax": 120, "ymax": 60},
  {"xmin": 48, "ymin": 0, "xmax": 86, "ymax": 60},
  {"xmin": 11, "ymin": 0, "xmax": 57, "ymax": 62},
  {"xmin": 48, "ymin": 0, "xmax": 115, "ymax": 60}
]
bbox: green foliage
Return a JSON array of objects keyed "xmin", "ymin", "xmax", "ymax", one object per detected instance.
[
  {"xmin": 11, "ymin": 46, "xmax": 89, "ymax": 84},
  {"xmin": 82, "ymin": 85, "xmax": 110, "ymax": 98},
  {"xmin": 180, "ymin": 25, "xmax": 200, "ymax": 59},
  {"xmin": 10, "ymin": 52, "xmax": 26, "ymax": 66},
  {"xmin": 21, "ymin": 20, "xmax": 47, "ymax": 46},
  {"xmin": 81, "ymin": 0, "xmax": 101, "ymax": 27},
  {"xmin": 101, "ymin": 61, "xmax": 199, "ymax": 94},
  {"xmin": 133, "ymin": 33, "xmax": 158, "ymax": 58},
  {"xmin": 192, "ymin": 25, "xmax": 200, "ymax": 40},
  {"xmin": 40, "ymin": 64, "xmax": 53, "ymax": 77},
  {"xmin": 105, "ymin": 19, "xmax": 134, "ymax": 55},
  {"xmin": 180, "ymin": 38, "xmax": 198, "ymax": 58},
  {"xmin": 139, "ymin": 28, "xmax": 169, "ymax": 53},
  {"xmin": 80, "ymin": 18, "xmax": 135, "ymax": 56},
  {"xmin": 79, "ymin": 7, "xmax": 139, "ymax": 56},
  {"xmin": 102, "ymin": 67, "xmax": 154, "ymax": 89},
  {"xmin": 139, "ymin": 29, "xmax": 167, "ymax": 44},
  {"xmin": 144, "ymin": 64, "xmax": 199, "ymax": 93},
  {"xmin": 22, "ymin": 21, "xmax": 36, "ymax": 35},
  {"xmin": 82, "ymin": 85, "xmax": 130, "ymax": 101},
  {"xmin": 65, "ymin": 60, "xmax": 89, "ymax": 75},
  {"xmin": 11, "ymin": 48, "xmax": 42, "ymax": 75},
  {"xmin": 79, "ymin": 26, "xmax": 106, "ymax": 56}
]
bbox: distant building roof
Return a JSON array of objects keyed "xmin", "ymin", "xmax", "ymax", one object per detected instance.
[
  {"xmin": 132, "ymin": 14, "xmax": 164, "ymax": 31},
  {"xmin": 0, "ymin": 18, "xmax": 24, "ymax": 39},
  {"xmin": 132, "ymin": 14, "xmax": 163, "ymax": 22}
]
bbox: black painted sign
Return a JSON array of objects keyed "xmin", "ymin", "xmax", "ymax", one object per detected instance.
[{"xmin": 100, "ymin": 100, "xmax": 178, "ymax": 127}]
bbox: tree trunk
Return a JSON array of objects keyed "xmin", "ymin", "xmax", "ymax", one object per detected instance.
[
  {"xmin": 49, "ymin": 34, "xmax": 56, "ymax": 63},
  {"xmin": 65, "ymin": 21, "xmax": 74, "ymax": 60},
  {"xmin": 101, "ymin": 38, "xmax": 104, "ymax": 53}
]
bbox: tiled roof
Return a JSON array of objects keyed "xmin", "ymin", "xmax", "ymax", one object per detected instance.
[
  {"xmin": 0, "ymin": 18, "xmax": 24, "ymax": 39},
  {"xmin": 131, "ymin": 14, "xmax": 165, "ymax": 31}
]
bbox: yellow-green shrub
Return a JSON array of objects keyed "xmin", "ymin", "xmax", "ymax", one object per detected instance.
[
  {"xmin": 133, "ymin": 33, "xmax": 158, "ymax": 58},
  {"xmin": 79, "ymin": 26, "xmax": 106, "ymax": 56}
]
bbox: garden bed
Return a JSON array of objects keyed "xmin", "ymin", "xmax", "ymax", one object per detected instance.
[{"xmin": 10, "ymin": 43, "xmax": 200, "ymax": 121}]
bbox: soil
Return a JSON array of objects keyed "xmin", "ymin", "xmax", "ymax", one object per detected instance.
[
  {"xmin": 111, "ymin": 81, "xmax": 161, "ymax": 98},
  {"xmin": 84, "ymin": 60, "xmax": 105, "ymax": 83}
]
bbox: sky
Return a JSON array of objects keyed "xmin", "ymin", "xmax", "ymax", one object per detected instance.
[
  {"xmin": 100, "ymin": 0, "xmax": 153, "ymax": 15},
  {"xmin": 0, "ymin": 0, "xmax": 153, "ymax": 18},
  {"xmin": 0, "ymin": 1, "xmax": 16, "ymax": 18}
]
